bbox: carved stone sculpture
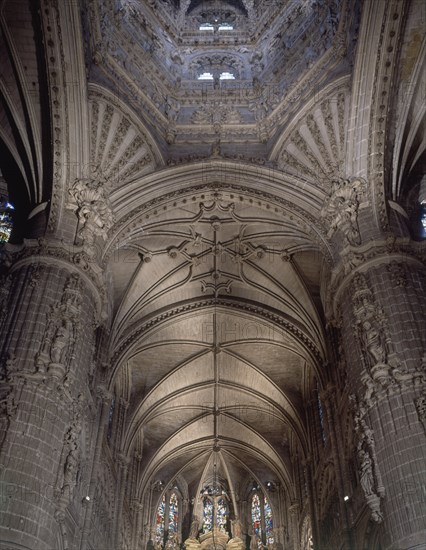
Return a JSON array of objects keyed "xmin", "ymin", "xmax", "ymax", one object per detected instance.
[
  {"xmin": 36, "ymin": 275, "xmax": 82, "ymax": 378},
  {"xmin": 321, "ymin": 177, "xmax": 366, "ymax": 245},
  {"xmin": 350, "ymin": 395, "xmax": 385, "ymax": 522},
  {"xmin": 68, "ymin": 177, "xmax": 113, "ymax": 255},
  {"xmin": 358, "ymin": 449, "xmax": 374, "ymax": 496},
  {"xmin": 50, "ymin": 320, "xmax": 73, "ymax": 364},
  {"xmin": 359, "ymin": 318, "xmax": 387, "ymax": 369}
]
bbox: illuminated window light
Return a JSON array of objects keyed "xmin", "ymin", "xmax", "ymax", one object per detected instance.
[
  {"xmin": 198, "ymin": 72, "xmax": 214, "ymax": 80},
  {"xmin": 218, "ymin": 24, "xmax": 233, "ymax": 31},
  {"xmin": 200, "ymin": 23, "xmax": 214, "ymax": 30},
  {"xmin": 219, "ymin": 72, "xmax": 235, "ymax": 80}
]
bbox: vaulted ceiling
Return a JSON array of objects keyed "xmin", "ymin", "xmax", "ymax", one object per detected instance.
[
  {"xmin": 2, "ymin": 0, "xmax": 424, "ymax": 532},
  {"xmin": 105, "ymin": 177, "xmax": 329, "ymax": 508},
  {"xmin": 88, "ymin": 0, "xmax": 356, "ymax": 516}
]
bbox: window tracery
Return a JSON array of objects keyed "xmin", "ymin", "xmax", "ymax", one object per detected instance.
[
  {"xmin": 250, "ymin": 491, "xmax": 274, "ymax": 546},
  {"xmin": 0, "ymin": 197, "xmax": 14, "ymax": 243},
  {"xmin": 201, "ymin": 483, "xmax": 229, "ymax": 533},
  {"xmin": 154, "ymin": 489, "xmax": 181, "ymax": 547}
]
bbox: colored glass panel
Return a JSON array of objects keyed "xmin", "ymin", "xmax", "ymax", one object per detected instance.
[
  {"xmin": 156, "ymin": 495, "xmax": 166, "ymax": 543},
  {"xmin": 251, "ymin": 494, "xmax": 261, "ymax": 536},
  {"xmin": 216, "ymin": 497, "xmax": 227, "ymax": 531},
  {"xmin": 203, "ymin": 497, "xmax": 213, "ymax": 532},
  {"xmin": 168, "ymin": 493, "xmax": 178, "ymax": 535},
  {"xmin": 264, "ymin": 496, "xmax": 274, "ymax": 544}
]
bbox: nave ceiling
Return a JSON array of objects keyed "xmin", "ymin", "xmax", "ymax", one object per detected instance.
[
  {"xmin": 105, "ymin": 181, "xmax": 328, "ymax": 508},
  {"xmin": 1, "ymin": 0, "xmax": 425, "ymax": 542}
]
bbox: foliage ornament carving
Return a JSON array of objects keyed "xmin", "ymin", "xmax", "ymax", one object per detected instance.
[
  {"xmin": 321, "ymin": 177, "xmax": 366, "ymax": 245},
  {"xmin": 68, "ymin": 177, "xmax": 114, "ymax": 256},
  {"xmin": 350, "ymin": 395, "xmax": 384, "ymax": 523},
  {"xmin": 35, "ymin": 274, "xmax": 83, "ymax": 380}
]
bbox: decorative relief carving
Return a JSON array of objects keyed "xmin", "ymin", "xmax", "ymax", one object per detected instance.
[
  {"xmin": 350, "ymin": 395, "xmax": 384, "ymax": 523},
  {"xmin": 0, "ymin": 274, "xmax": 12, "ymax": 328},
  {"xmin": 68, "ymin": 177, "xmax": 114, "ymax": 256},
  {"xmin": 36, "ymin": 274, "xmax": 83, "ymax": 380},
  {"xmin": 54, "ymin": 394, "xmax": 85, "ymax": 518},
  {"xmin": 387, "ymin": 261, "xmax": 408, "ymax": 287},
  {"xmin": 321, "ymin": 177, "xmax": 366, "ymax": 245},
  {"xmin": 0, "ymin": 353, "xmax": 18, "ymax": 428},
  {"xmin": 351, "ymin": 273, "xmax": 426, "ymax": 405},
  {"xmin": 191, "ymin": 104, "xmax": 242, "ymax": 127},
  {"xmin": 415, "ymin": 386, "xmax": 426, "ymax": 434}
]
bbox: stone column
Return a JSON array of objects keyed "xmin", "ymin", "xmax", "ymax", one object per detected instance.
[
  {"xmin": 287, "ymin": 502, "xmax": 300, "ymax": 550},
  {"xmin": 114, "ymin": 453, "xmax": 131, "ymax": 548},
  {"xmin": 131, "ymin": 500, "xmax": 144, "ymax": 550},
  {"xmin": 334, "ymin": 247, "xmax": 426, "ymax": 549},
  {"xmin": 302, "ymin": 458, "xmax": 319, "ymax": 549},
  {"xmin": 0, "ymin": 244, "xmax": 103, "ymax": 550},
  {"xmin": 320, "ymin": 386, "xmax": 352, "ymax": 549},
  {"xmin": 80, "ymin": 385, "xmax": 113, "ymax": 549}
]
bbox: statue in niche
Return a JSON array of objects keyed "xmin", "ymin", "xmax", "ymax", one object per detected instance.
[
  {"xmin": 359, "ymin": 318, "xmax": 387, "ymax": 369},
  {"xmin": 358, "ymin": 449, "xmax": 374, "ymax": 497},
  {"xmin": 61, "ymin": 441, "xmax": 79, "ymax": 501},
  {"xmin": 50, "ymin": 320, "xmax": 73, "ymax": 364}
]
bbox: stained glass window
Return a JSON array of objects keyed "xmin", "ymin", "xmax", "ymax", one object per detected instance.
[
  {"xmin": 156, "ymin": 495, "xmax": 166, "ymax": 544},
  {"xmin": 216, "ymin": 498, "xmax": 227, "ymax": 531},
  {"xmin": 264, "ymin": 496, "xmax": 274, "ymax": 544},
  {"xmin": 0, "ymin": 198, "xmax": 14, "ymax": 243},
  {"xmin": 168, "ymin": 493, "xmax": 178, "ymax": 536},
  {"xmin": 203, "ymin": 496, "xmax": 213, "ymax": 532},
  {"xmin": 251, "ymin": 494, "xmax": 261, "ymax": 536},
  {"xmin": 251, "ymin": 492, "xmax": 274, "ymax": 546}
]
